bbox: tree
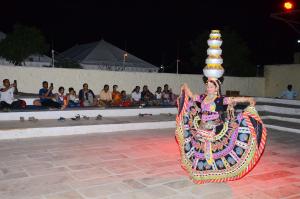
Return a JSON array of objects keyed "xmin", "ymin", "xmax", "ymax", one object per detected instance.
[
  {"xmin": 191, "ymin": 28, "xmax": 255, "ymax": 76},
  {"xmin": 0, "ymin": 24, "xmax": 48, "ymax": 66}
]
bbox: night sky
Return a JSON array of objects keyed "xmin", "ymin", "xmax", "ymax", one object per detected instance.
[{"xmin": 0, "ymin": 0, "xmax": 299, "ymax": 72}]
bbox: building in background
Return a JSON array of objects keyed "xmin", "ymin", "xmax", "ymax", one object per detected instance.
[{"xmin": 60, "ymin": 39, "xmax": 158, "ymax": 72}]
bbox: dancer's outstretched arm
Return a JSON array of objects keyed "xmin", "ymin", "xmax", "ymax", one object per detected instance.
[{"xmin": 226, "ymin": 97, "xmax": 256, "ymax": 107}]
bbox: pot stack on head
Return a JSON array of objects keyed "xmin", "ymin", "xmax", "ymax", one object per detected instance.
[{"xmin": 203, "ymin": 30, "xmax": 224, "ymax": 80}]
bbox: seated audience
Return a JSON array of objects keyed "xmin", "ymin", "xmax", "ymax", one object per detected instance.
[
  {"xmin": 112, "ymin": 85, "xmax": 122, "ymax": 106},
  {"xmin": 55, "ymin": 86, "xmax": 68, "ymax": 110},
  {"xmin": 162, "ymin": 84, "xmax": 171, "ymax": 105},
  {"xmin": 280, "ymin": 84, "xmax": 298, "ymax": 100},
  {"xmin": 39, "ymin": 81, "xmax": 60, "ymax": 108},
  {"xmin": 131, "ymin": 86, "xmax": 141, "ymax": 105},
  {"xmin": 168, "ymin": 88, "xmax": 178, "ymax": 105},
  {"xmin": 141, "ymin": 85, "xmax": 155, "ymax": 105},
  {"xmin": 13, "ymin": 80, "xmax": 18, "ymax": 95},
  {"xmin": 0, "ymin": 79, "xmax": 25, "ymax": 111},
  {"xmin": 120, "ymin": 90, "xmax": 132, "ymax": 107},
  {"xmin": 79, "ymin": 83, "xmax": 97, "ymax": 107},
  {"xmin": 154, "ymin": 86, "xmax": 162, "ymax": 105},
  {"xmin": 67, "ymin": 87, "xmax": 80, "ymax": 107},
  {"xmin": 99, "ymin": 84, "xmax": 112, "ymax": 107}
]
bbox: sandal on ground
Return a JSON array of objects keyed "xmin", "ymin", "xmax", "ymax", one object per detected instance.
[
  {"xmin": 139, "ymin": 113, "xmax": 152, "ymax": 117},
  {"xmin": 71, "ymin": 114, "xmax": 80, "ymax": 121},
  {"xmin": 28, "ymin": 117, "xmax": 38, "ymax": 122},
  {"xmin": 83, "ymin": 115, "xmax": 90, "ymax": 120},
  {"xmin": 96, "ymin": 114, "xmax": 103, "ymax": 120},
  {"xmin": 58, "ymin": 117, "xmax": 66, "ymax": 122}
]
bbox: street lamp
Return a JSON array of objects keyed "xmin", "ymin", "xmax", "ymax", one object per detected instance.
[
  {"xmin": 284, "ymin": 1, "xmax": 294, "ymax": 11},
  {"xmin": 160, "ymin": 65, "xmax": 165, "ymax": 73},
  {"xmin": 270, "ymin": 1, "xmax": 300, "ymax": 34}
]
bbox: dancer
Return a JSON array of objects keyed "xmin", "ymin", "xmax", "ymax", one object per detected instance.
[{"xmin": 175, "ymin": 30, "xmax": 267, "ymax": 184}]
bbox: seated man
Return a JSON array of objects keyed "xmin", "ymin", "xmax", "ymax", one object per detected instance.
[
  {"xmin": 280, "ymin": 84, "xmax": 298, "ymax": 100},
  {"xmin": 131, "ymin": 86, "xmax": 141, "ymax": 105},
  {"xmin": 99, "ymin": 84, "xmax": 112, "ymax": 107},
  {"xmin": 141, "ymin": 85, "xmax": 155, "ymax": 106},
  {"xmin": 79, "ymin": 83, "xmax": 97, "ymax": 107},
  {"xmin": 39, "ymin": 81, "xmax": 61, "ymax": 109},
  {"xmin": 0, "ymin": 79, "xmax": 25, "ymax": 111}
]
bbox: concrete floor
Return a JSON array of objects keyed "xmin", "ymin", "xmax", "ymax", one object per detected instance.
[{"xmin": 0, "ymin": 128, "xmax": 299, "ymax": 199}]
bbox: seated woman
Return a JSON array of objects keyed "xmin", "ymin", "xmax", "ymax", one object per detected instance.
[
  {"xmin": 79, "ymin": 83, "xmax": 97, "ymax": 107},
  {"xmin": 67, "ymin": 87, "xmax": 80, "ymax": 108},
  {"xmin": 112, "ymin": 85, "xmax": 122, "ymax": 106},
  {"xmin": 120, "ymin": 90, "xmax": 132, "ymax": 107}
]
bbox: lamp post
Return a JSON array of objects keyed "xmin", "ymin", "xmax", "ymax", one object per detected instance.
[
  {"xmin": 123, "ymin": 52, "xmax": 128, "ymax": 71},
  {"xmin": 176, "ymin": 59, "xmax": 180, "ymax": 74},
  {"xmin": 51, "ymin": 49, "xmax": 55, "ymax": 68}
]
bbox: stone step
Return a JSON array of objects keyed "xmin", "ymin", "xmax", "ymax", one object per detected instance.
[
  {"xmin": 0, "ymin": 114, "xmax": 176, "ymax": 140},
  {"xmin": 256, "ymin": 102, "xmax": 300, "ymax": 109},
  {"xmin": 263, "ymin": 119, "xmax": 300, "ymax": 134},
  {"xmin": 0, "ymin": 107, "xmax": 178, "ymax": 121}
]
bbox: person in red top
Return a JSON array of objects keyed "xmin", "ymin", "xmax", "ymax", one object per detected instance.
[{"xmin": 112, "ymin": 85, "xmax": 122, "ymax": 106}]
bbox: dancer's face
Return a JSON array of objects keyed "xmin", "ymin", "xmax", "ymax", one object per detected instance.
[{"xmin": 206, "ymin": 81, "xmax": 217, "ymax": 95}]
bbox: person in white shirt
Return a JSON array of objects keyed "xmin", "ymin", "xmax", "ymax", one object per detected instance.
[
  {"xmin": 131, "ymin": 86, "xmax": 141, "ymax": 104},
  {"xmin": 155, "ymin": 86, "xmax": 162, "ymax": 100},
  {"xmin": 0, "ymin": 79, "xmax": 23, "ymax": 110},
  {"xmin": 280, "ymin": 84, "xmax": 298, "ymax": 100},
  {"xmin": 154, "ymin": 86, "xmax": 163, "ymax": 106}
]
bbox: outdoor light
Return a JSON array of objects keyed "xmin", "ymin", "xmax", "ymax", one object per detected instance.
[
  {"xmin": 283, "ymin": 1, "xmax": 294, "ymax": 10},
  {"xmin": 297, "ymin": 39, "xmax": 300, "ymax": 43}
]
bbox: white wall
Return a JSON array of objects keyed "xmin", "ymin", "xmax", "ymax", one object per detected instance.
[{"xmin": 0, "ymin": 65, "xmax": 265, "ymax": 96}]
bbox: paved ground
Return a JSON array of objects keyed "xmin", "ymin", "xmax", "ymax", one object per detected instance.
[{"xmin": 0, "ymin": 128, "xmax": 300, "ymax": 199}]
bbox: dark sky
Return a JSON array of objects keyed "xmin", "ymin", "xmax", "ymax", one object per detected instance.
[{"xmin": 0, "ymin": 0, "xmax": 299, "ymax": 71}]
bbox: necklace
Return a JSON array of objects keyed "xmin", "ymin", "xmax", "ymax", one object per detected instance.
[{"xmin": 203, "ymin": 94, "xmax": 217, "ymax": 104}]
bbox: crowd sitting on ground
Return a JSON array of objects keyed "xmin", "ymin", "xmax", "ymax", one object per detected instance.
[{"xmin": 0, "ymin": 79, "xmax": 178, "ymax": 111}]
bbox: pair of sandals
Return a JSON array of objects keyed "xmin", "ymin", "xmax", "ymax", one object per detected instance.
[
  {"xmin": 70, "ymin": 114, "xmax": 89, "ymax": 121},
  {"xmin": 58, "ymin": 115, "xmax": 88, "ymax": 122},
  {"xmin": 138, "ymin": 113, "xmax": 153, "ymax": 117},
  {"xmin": 69, "ymin": 114, "xmax": 102, "ymax": 121},
  {"xmin": 20, "ymin": 116, "xmax": 38, "ymax": 122}
]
